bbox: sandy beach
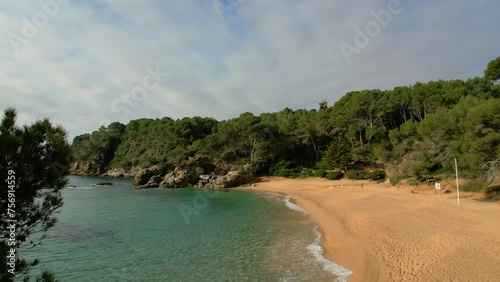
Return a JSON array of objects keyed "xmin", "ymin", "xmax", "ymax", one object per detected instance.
[{"xmin": 249, "ymin": 177, "xmax": 500, "ymax": 282}]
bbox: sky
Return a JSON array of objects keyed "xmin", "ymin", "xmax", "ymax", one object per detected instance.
[{"xmin": 0, "ymin": 0, "xmax": 499, "ymax": 140}]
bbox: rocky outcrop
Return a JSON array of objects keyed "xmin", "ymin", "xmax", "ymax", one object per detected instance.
[
  {"xmin": 158, "ymin": 168, "xmax": 247, "ymax": 189},
  {"xmin": 159, "ymin": 166, "xmax": 201, "ymax": 188},
  {"xmin": 204, "ymin": 171, "xmax": 245, "ymax": 189},
  {"xmin": 71, "ymin": 161, "xmax": 147, "ymax": 179},
  {"xmin": 133, "ymin": 165, "xmax": 164, "ymax": 186},
  {"xmin": 196, "ymin": 173, "xmax": 215, "ymax": 187},
  {"xmin": 103, "ymin": 167, "xmax": 127, "ymax": 178},
  {"xmin": 71, "ymin": 156, "xmax": 254, "ymax": 189},
  {"xmin": 157, "ymin": 156, "xmax": 217, "ymax": 188},
  {"xmin": 70, "ymin": 161, "xmax": 101, "ymax": 176},
  {"xmin": 136, "ymin": 175, "xmax": 163, "ymax": 189}
]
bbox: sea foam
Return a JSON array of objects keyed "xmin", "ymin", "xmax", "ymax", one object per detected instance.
[
  {"xmin": 65, "ymin": 186, "xmax": 96, "ymax": 190},
  {"xmin": 282, "ymin": 195, "xmax": 308, "ymax": 215},
  {"xmin": 283, "ymin": 195, "xmax": 353, "ymax": 282}
]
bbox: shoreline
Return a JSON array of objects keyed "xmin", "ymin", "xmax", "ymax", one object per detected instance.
[
  {"xmin": 286, "ymin": 192, "xmax": 377, "ymax": 282},
  {"xmin": 249, "ymin": 177, "xmax": 500, "ymax": 282},
  {"xmin": 250, "ymin": 182, "xmax": 377, "ymax": 282}
]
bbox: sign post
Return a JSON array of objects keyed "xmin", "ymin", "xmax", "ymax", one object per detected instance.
[
  {"xmin": 454, "ymin": 158, "xmax": 460, "ymax": 204},
  {"xmin": 435, "ymin": 182, "xmax": 441, "ymax": 195}
]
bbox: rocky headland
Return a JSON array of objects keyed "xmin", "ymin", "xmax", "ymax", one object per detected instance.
[{"xmin": 70, "ymin": 156, "xmax": 253, "ymax": 189}]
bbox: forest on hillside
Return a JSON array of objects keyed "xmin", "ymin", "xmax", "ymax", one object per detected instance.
[{"xmin": 71, "ymin": 58, "xmax": 500, "ymax": 188}]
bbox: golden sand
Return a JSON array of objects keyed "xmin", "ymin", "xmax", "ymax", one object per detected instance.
[{"xmin": 249, "ymin": 177, "xmax": 500, "ymax": 282}]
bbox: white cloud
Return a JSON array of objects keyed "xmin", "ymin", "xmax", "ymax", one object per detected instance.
[{"xmin": 0, "ymin": 0, "xmax": 498, "ymax": 140}]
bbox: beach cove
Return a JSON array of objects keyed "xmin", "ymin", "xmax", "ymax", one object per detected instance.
[
  {"xmin": 250, "ymin": 177, "xmax": 500, "ymax": 282},
  {"xmin": 21, "ymin": 176, "xmax": 352, "ymax": 281}
]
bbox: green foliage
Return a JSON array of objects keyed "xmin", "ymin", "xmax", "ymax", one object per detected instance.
[
  {"xmin": 484, "ymin": 185, "xmax": 500, "ymax": 201},
  {"xmin": 299, "ymin": 168, "xmax": 314, "ymax": 177},
  {"xmin": 408, "ymin": 179, "xmax": 421, "ymax": 186},
  {"xmin": 275, "ymin": 168, "xmax": 291, "ymax": 177},
  {"xmin": 325, "ymin": 172, "xmax": 343, "ymax": 180},
  {"xmin": 367, "ymin": 171, "xmax": 386, "ymax": 181},
  {"xmin": 345, "ymin": 170, "xmax": 367, "ymax": 180},
  {"xmin": 459, "ymin": 99, "xmax": 500, "ymax": 178},
  {"xmin": 269, "ymin": 160, "xmax": 292, "ymax": 176},
  {"xmin": 320, "ymin": 139, "xmax": 351, "ymax": 169},
  {"xmin": 461, "ymin": 181, "xmax": 485, "ymax": 192},
  {"xmin": 484, "ymin": 57, "xmax": 500, "ymax": 82},
  {"xmin": 390, "ymin": 176, "xmax": 403, "ymax": 186},
  {"xmin": 312, "ymin": 169, "xmax": 327, "ymax": 178},
  {"xmin": 1, "ymin": 108, "xmax": 69, "ymax": 282},
  {"xmin": 36, "ymin": 270, "xmax": 58, "ymax": 282},
  {"xmin": 70, "ymin": 57, "xmax": 500, "ymax": 187}
]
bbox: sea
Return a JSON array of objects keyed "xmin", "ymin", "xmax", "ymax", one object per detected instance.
[{"xmin": 20, "ymin": 176, "xmax": 352, "ymax": 282}]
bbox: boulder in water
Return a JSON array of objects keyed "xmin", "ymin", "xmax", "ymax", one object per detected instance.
[
  {"xmin": 133, "ymin": 165, "xmax": 164, "ymax": 186},
  {"xmin": 94, "ymin": 182, "xmax": 114, "ymax": 186},
  {"xmin": 136, "ymin": 175, "xmax": 163, "ymax": 189}
]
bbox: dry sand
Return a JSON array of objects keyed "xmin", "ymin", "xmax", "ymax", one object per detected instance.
[{"xmin": 249, "ymin": 177, "xmax": 500, "ymax": 282}]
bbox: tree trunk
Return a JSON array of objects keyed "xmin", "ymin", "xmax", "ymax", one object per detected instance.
[
  {"xmin": 311, "ymin": 137, "xmax": 319, "ymax": 160},
  {"xmin": 401, "ymin": 105, "xmax": 407, "ymax": 122},
  {"xmin": 250, "ymin": 139, "xmax": 256, "ymax": 166},
  {"xmin": 378, "ymin": 116, "xmax": 387, "ymax": 131},
  {"xmin": 359, "ymin": 130, "xmax": 363, "ymax": 147}
]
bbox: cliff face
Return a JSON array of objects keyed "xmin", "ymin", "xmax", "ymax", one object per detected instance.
[
  {"xmin": 70, "ymin": 161, "xmax": 102, "ymax": 176},
  {"xmin": 70, "ymin": 161, "xmax": 136, "ymax": 178}
]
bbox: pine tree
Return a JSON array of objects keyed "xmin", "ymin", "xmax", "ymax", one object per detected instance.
[{"xmin": 0, "ymin": 108, "xmax": 70, "ymax": 282}]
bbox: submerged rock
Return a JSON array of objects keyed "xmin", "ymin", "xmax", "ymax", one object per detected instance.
[{"xmin": 94, "ymin": 182, "xmax": 114, "ymax": 186}]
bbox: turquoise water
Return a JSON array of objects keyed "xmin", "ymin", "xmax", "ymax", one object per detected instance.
[{"xmin": 21, "ymin": 176, "xmax": 350, "ymax": 281}]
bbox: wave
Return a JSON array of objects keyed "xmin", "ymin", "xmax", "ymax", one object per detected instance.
[
  {"xmin": 65, "ymin": 186, "xmax": 96, "ymax": 190},
  {"xmin": 282, "ymin": 195, "xmax": 308, "ymax": 215},
  {"xmin": 282, "ymin": 195, "xmax": 353, "ymax": 282},
  {"xmin": 306, "ymin": 227, "xmax": 353, "ymax": 282}
]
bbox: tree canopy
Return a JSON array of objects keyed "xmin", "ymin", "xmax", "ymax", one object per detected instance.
[
  {"xmin": 71, "ymin": 58, "xmax": 500, "ymax": 183},
  {"xmin": 484, "ymin": 57, "xmax": 500, "ymax": 83},
  {"xmin": 0, "ymin": 108, "xmax": 71, "ymax": 281}
]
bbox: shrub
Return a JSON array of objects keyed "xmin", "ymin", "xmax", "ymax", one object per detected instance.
[
  {"xmin": 408, "ymin": 178, "xmax": 420, "ymax": 186},
  {"xmin": 390, "ymin": 176, "xmax": 403, "ymax": 186},
  {"xmin": 461, "ymin": 181, "xmax": 485, "ymax": 192},
  {"xmin": 367, "ymin": 171, "xmax": 386, "ymax": 181},
  {"xmin": 269, "ymin": 160, "xmax": 292, "ymax": 176},
  {"xmin": 289, "ymin": 167, "xmax": 303, "ymax": 178},
  {"xmin": 313, "ymin": 169, "xmax": 327, "ymax": 178},
  {"xmin": 325, "ymin": 172, "xmax": 343, "ymax": 180},
  {"xmin": 345, "ymin": 170, "xmax": 367, "ymax": 180},
  {"xmin": 301, "ymin": 168, "xmax": 314, "ymax": 177},
  {"xmin": 275, "ymin": 168, "xmax": 291, "ymax": 178},
  {"xmin": 484, "ymin": 185, "xmax": 500, "ymax": 201}
]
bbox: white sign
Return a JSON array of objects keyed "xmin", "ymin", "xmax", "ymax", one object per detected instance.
[{"xmin": 435, "ymin": 183, "xmax": 441, "ymax": 190}]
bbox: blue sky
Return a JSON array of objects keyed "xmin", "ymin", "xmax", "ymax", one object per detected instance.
[{"xmin": 0, "ymin": 0, "xmax": 499, "ymax": 140}]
